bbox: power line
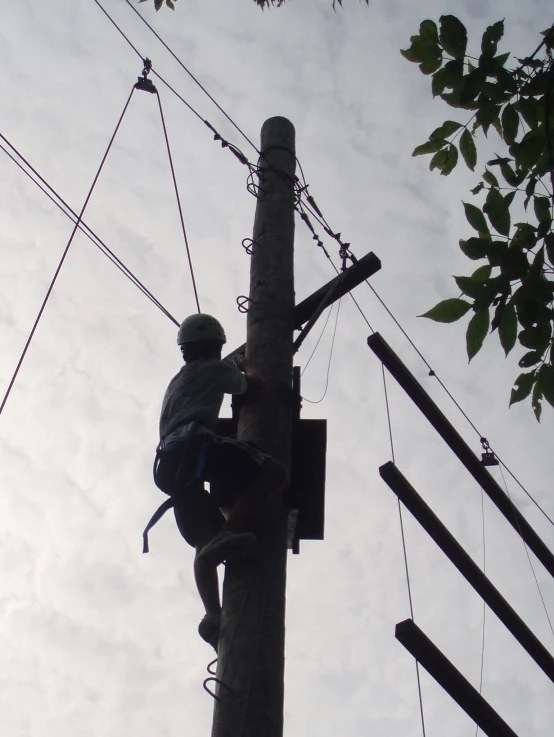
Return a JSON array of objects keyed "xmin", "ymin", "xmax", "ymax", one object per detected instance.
[
  {"xmin": 295, "ymin": 177, "xmax": 554, "ymax": 533},
  {"xmin": 122, "ymin": 0, "xmax": 259, "ymax": 154},
  {"xmin": 93, "ymin": 0, "xmax": 257, "ymax": 174},
  {"xmin": 0, "ymin": 87, "xmax": 135, "ymax": 417},
  {"xmin": 0, "ymin": 134, "xmax": 179, "ymax": 327}
]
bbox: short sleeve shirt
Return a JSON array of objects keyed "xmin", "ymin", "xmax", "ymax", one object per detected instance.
[{"xmin": 159, "ymin": 358, "xmax": 247, "ymax": 441}]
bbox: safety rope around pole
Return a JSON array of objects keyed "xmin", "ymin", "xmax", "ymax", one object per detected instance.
[{"xmin": 0, "ymin": 87, "xmax": 136, "ymax": 417}]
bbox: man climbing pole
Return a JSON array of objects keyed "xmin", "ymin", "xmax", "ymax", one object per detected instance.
[{"xmin": 144, "ymin": 313, "xmax": 285, "ymax": 651}]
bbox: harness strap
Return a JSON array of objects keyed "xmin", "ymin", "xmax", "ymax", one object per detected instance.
[
  {"xmin": 142, "ymin": 498, "xmax": 175, "ymax": 553},
  {"xmin": 144, "ymin": 421, "xmax": 213, "ymax": 553}
]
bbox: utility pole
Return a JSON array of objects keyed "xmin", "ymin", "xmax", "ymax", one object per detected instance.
[{"xmin": 211, "ymin": 117, "xmax": 296, "ymax": 737}]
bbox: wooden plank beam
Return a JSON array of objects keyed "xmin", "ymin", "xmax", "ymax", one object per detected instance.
[
  {"xmin": 367, "ymin": 332, "xmax": 554, "ymax": 581},
  {"xmin": 225, "ymin": 250, "xmax": 381, "ymax": 362},
  {"xmin": 381, "ymin": 462, "xmax": 554, "ymax": 685},
  {"xmin": 396, "ymin": 619, "xmax": 521, "ymax": 737}
]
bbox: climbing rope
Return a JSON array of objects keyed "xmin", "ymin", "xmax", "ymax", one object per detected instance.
[
  {"xmin": 0, "ymin": 133, "xmax": 178, "ymax": 327},
  {"xmin": 154, "ymin": 88, "xmax": 201, "ymax": 312},
  {"xmin": 0, "ymin": 87, "xmax": 136, "ymax": 416}
]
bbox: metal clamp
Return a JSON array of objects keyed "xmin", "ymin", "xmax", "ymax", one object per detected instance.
[
  {"xmin": 135, "ymin": 57, "xmax": 157, "ymax": 94},
  {"xmin": 480, "ymin": 437, "xmax": 499, "ymax": 467}
]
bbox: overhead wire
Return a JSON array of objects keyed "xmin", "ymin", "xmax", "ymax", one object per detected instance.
[
  {"xmin": 96, "ymin": 0, "xmax": 553, "ymax": 539},
  {"xmin": 498, "ymin": 465, "xmax": 554, "ymax": 638},
  {"xmin": 0, "ymin": 133, "xmax": 179, "ymax": 327},
  {"xmin": 300, "ymin": 302, "xmax": 335, "ymax": 377},
  {"xmin": 302, "ymin": 299, "xmax": 341, "ymax": 404},
  {"xmin": 122, "ymin": 0, "xmax": 260, "ymax": 154},
  {"xmin": 295, "ymin": 178, "xmax": 554, "ymax": 532},
  {"xmin": 0, "ymin": 87, "xmax": 136, "ymax": 417}
]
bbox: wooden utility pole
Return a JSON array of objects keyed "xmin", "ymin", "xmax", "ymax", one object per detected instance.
[{"xmin": 211, "ymin": 117, "xmax": 296, "ymax": 737}]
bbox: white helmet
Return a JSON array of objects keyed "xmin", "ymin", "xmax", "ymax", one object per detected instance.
[{"xmin": 177, "ymin": 314, "xmax": 227, "ymax": 345}]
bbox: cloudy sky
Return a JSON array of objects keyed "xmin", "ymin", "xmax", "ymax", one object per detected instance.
[{"xmin": 1, "ymin": 0, "xmax": 553, "ymax": 735}]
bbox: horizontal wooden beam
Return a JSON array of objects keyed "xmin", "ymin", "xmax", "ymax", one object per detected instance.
[
  {"xmin": 225, "ymin": 251, "xmax": 381, "ymax": 362},
  {"xmin": 293, "ymin": 250, "xmax": 381, "ymax": 329},
  {"xmin": 396, "ymin": 619, "xmax": 520, "ymax": 737},
  {"xmin": 367, "ymin": 332, "xmax": 554, "ymax": 581},
  {"xmin": 381, "ymin": 462, "xmax": 554, "ymax": 685}
]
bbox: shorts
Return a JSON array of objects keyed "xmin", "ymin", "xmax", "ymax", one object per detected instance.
[{"xmin": 155, "ymin": 431, "xmax": 269, "ymax": 548}]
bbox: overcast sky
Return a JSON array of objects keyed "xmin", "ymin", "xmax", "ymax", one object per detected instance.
[{"xmin": 1, "ymin": 1, "xmax": 554, "ymax": 736}]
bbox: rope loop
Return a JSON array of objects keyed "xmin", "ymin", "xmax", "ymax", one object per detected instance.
[
  {"xmin": 241, "ymin": 238, "xmax": 260, "ymax": 255},
  {"xmin": 236, "ymin": 295, "xmax": 256, "ymax": 314}
]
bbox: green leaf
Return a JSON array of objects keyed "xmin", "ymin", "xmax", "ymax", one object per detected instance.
[
  {"xmin": 494, "ymin": 52, "xmax": 510, "ymax": 67},
  {"xmin": 499, "ymin": 302, "xmax": 517, "ymax": 355},
  {"xmin": 534, "ymin": 196, "xmax": 552, "ymax": 224},
  {"xmin": 455, "ymin": 265, "xmax": 492, "ymax": 298},
  {"xmin": 519, "ymin": 325, "xmax": 552, "ymax": 352},
  {"xmin": 411, "ymin": 39, "xmax": 442, "ymax": 64},
  {"xmin": 429, "ymin": 120, "xmax": 463, "ymax": 141},
  {"xmin": 519, "ymin": 350, "xmax": 544, "ymax": 368},
  {"xmin": 476, "ymin": 101, "xmax": 501, "ymax": 136},
  {"xmin": 412, "ymin": 141, "xmax": 447, "ymax": 156},
  {"xmin": 466, "ymin": 309, "xmax": 490, "ymax": 361},
  {"xmin": 517, "ymin": 97, "xmax": 539, "ymax": 130},
  {"xmin": 401, "ymin": 48, "xmax": 419, "ymax": 63},
  {"xmin": 546, "ymin": 233, "xmax": 554, "ymax": 266},
  {"xmin": 538, "ymin": 365, "xmax": 554, "ymax": 409},
  {"xmin": 432, "ymin": 63, "xmax": 464, "ymax": 96},
  {"xmin": 429, "ymin": 145, "xmax": 458, "ymax": 175},
  {"xmin": 483, "ymin": 188, "xmax": 510, "ymax": 236},
  {"xmin": 514, "ymin": 132, "xmax": 545, "ymax": 170},
  {"xmin": 460, "ymin": 69, "xmax": 486, "ymax": 104},
  {"xmin": 429, "ymin": 148, "xmax": 449, "ymax": 172},
  {"xmin": 441, "ymin": 144, "xmax": 458, "ymax": 175},
  {"xmin": 463, "ymin": 202, "xmax": 489, "ymax": 235},
  {"xmin": 460, "ymin": 237, "xmax": 489, "ymax": 260},
  {"xmin": 509, "ymin": 371, "xmax": 536, "ymax": 406},
  {"xmin": 512, "ymin": 223, "xmax": 538, "ymax": 250},
  {"xmin": 481, "ymin": 21, "xmax": 504, "ymax": 57},
  {"xmin": 420, "ymin": 298, "xmax": 472, "ymax": 323},
  {"xmin": 420, "ymin": 20, "xmax": 439, "ymax": 44},
  {"xmin": 483, "ymin": 169, "xmax": 500, "ymax": 187},
  {"xmin": 532, "ymin": 380, "xmax": 543, "ymax": 421},
  {"xmin": 420, "ymin": 58, "xmax": 443, "ymax": 75},
  {"xmin": 501, "ymin": 104, "xmax": 519, "ymax": 145},
  {"xmin": 522, "ymin": 71, "xmax": 549, "ymax": 96},
  {"xmin": 439, "ymin": 15, "xmax": 468, "ymax": 59},
  {"xmin": 499, "ymin": 161, "xmax": 518, "ymax": 186},
  {"xmin": 459, "ymin": 129, "xmax": 477, "ymax": 170}
]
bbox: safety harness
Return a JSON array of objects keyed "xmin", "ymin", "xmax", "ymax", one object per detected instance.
[{"xmin": 142, "ymin": 420, "xmax": 212, "ymax": 553}]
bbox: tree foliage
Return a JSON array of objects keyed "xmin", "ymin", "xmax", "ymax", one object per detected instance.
[
  {"xmin": 406, "ymin": 17, "xmax": 554, "ymax": 420},
  {"xmin": 140, "ymin": 0, "xmax": 368, "ymax": 10}
]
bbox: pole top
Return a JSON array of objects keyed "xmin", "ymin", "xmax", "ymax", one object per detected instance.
[{"xmin": 260, "ymin": 117, "xmax": 296, "ymax": 157}]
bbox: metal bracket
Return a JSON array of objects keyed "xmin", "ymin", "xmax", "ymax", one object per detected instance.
[{"xmin": 242, "ymin": 238, "xmax": 260, "ymax": 255}]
